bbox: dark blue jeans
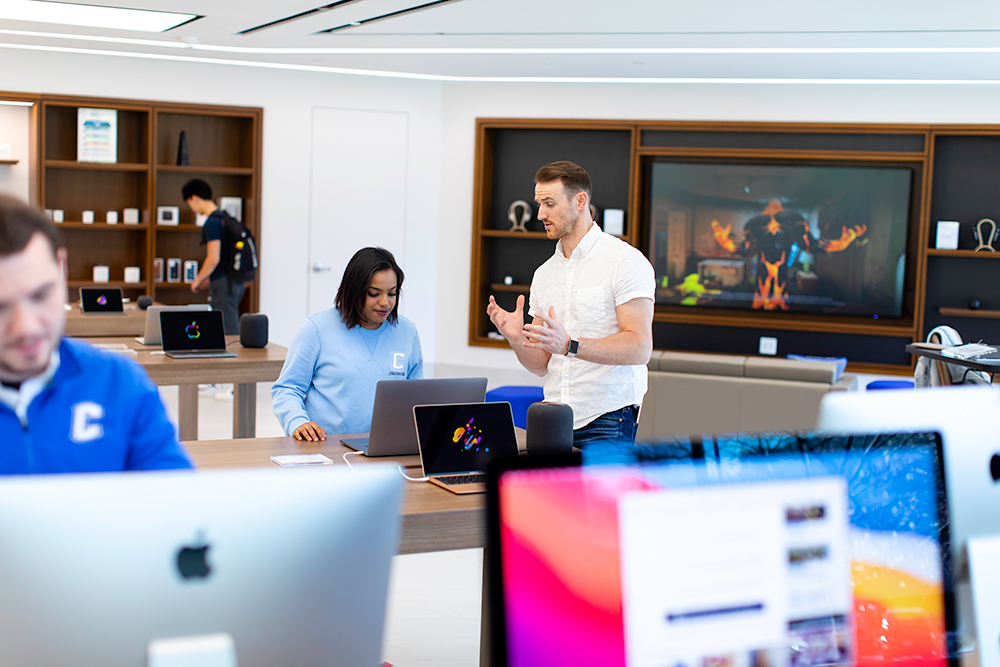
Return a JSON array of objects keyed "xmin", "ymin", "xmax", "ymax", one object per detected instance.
[{"xmin": 572, "ymin": 405, "xmax": 639, "ymax": 449}]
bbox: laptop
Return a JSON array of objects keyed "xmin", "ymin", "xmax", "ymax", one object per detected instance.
[
  {"xmin": 484, "ymin": 431, "xmax": 954, "ymax": 666},
  {"xmin": 79, "ymin": 287, "xmax": 124, "ymax": 314},
  {"xmin": 340, "ymin": 378, "xmax": 488, "ymax": 456},
  {"xmin": 135, "ymin": 304, "xmax": 212, "ymax": 345},
  {"xmin": 160, "ymin": 309, "xmax": 237, "ymax": 359},
  {"xmin": 413, "ymin": 402, "xmax": 519, "ymax": 494}
]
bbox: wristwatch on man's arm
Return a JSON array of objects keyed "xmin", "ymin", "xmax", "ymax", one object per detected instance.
[{"xmin": 566, "ymin": 339, "xmax": 579, "ymax": 358}]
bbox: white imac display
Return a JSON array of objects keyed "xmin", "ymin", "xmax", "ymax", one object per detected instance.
[{"xmin": 0, "ymin": 465, "xmax": 403, "ymax": 667}]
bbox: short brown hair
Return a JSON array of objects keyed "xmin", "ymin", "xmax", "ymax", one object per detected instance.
[
  {"xmin": 0, "ymin": 195, "xmax": 64, "ymax": 259},
  {"xmin": 535, "ymin": 161, "xmax": 592, "ymax": 200}
]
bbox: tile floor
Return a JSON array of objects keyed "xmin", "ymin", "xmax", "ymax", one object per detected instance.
[{"xmin": 156, "ymin": 383, "xmax": 482, "ymax": 667}]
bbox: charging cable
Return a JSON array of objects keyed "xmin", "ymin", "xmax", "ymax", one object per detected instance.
[
  {"xmin": 342, "ymin": 451, "xmax": 365, "ymax": 471},
  {"xmin": 397, "ymin": 466, "xmax": 428, "ymax": 482}
]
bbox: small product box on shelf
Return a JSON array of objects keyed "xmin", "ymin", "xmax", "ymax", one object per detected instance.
[
  {"xmin": 936, "ymin": 221, "xmax": 960, "ymax": 250},
  {"xmin": 93, "ymin": 265, "xmax": 110, "ymax": 283},
  {"xmin": 52, "ymin": 210, "xmax": 64, "ymax": 223},
  {"xmin": 81, "ymin": 210, "xmax": 95, "ymax": 224},
  {"xmin": 153, "ymin": 258, "xmax": 164, "ymax": 283},
  {"xmin": 106, "ymin": 211, "xmax": 118, "ymax": 224},
  {"xmin": 157, "ymin": 206, "xmax": 180, "ymax": 226},
  {"xmin": 183, "ymin": 260, "xmax": 199, "ymax": 284},
  {"xmin": 123, "ymin": 208, "xmax": 140, "ymax": 224},
  {"xmin": 166, "ymin": 258, "xmax": 181, "ymax": 283},
  {"xmin": 124, "ymin": 267, "xmax": 141, "ymax": 284}
]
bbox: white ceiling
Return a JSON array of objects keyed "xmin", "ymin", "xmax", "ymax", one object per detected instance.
[{"xmin": 3, "ymin": 0, "xmax": 1000, "ymax": 81}]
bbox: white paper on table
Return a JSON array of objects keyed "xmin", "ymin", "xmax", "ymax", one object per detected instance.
[
  {"xmin": 618, "ymin": 476, "xmax": 850, "ymax": 667},
  {"xmin": 270, "ymin": 454, "xmax": 333, "ymax": 467}
]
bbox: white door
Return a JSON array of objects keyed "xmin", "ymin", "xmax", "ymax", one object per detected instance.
[{"xmin": 307, "ymin": 108, "xmax": 408, "ymax": 316}]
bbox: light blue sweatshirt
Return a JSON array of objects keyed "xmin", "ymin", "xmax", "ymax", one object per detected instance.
[{"xmin": 271, "ymin": 309, "xmax": 423, "ymax": 436}]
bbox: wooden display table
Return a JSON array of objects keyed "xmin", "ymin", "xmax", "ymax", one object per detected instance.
[
  {"xmin": 85, "ymin": 336, "xmax": 286, "ymax": 440},
  {"xmin": 184, "ymin": 435, "xmax": 523, "ymax": 554},
  {"xmin": 65, "ymin": 303, "xmax": 150, "ymax": 337}
]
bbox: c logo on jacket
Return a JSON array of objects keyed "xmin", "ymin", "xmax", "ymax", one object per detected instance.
[{"xmin": 70, "ymin": 401, "xmax": 104, "ymax": 443}]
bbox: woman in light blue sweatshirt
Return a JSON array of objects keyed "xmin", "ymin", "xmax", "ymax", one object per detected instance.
[{"xmin": 271, "ymin": 247, "xmax": 422, "ymax": 441}]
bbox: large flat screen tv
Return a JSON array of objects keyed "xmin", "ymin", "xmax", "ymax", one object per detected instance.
[{"xmin": 646, "ymin": 160, "xmax": 914, "ymax": 318}]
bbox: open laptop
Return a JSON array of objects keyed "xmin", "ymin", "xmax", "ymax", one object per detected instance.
[
  {"xmin": 340, "ymin": 378, "xmax": 488, "ymax": 456},
  {"xmin": 413, "ymin": 402, "xmax": 519, "ymax": 494},
  {"xmin": 79, "ymin": 287, "xmax": 124, "ymax": 314},
  {"xmin": 160, "ymin": 309, "xmax": 237, "ymax": 359},
  {"xmin": 135, "ymin": 304, "xmax": 212, "ymax": 345}
]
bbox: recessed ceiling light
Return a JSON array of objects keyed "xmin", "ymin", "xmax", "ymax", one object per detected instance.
[{"xmin": 0, "ymin": 0, "xmax": 198, "ymax": 33}]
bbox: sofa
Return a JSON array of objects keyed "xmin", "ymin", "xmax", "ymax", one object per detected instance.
[{"xmin": 637, "ymin": 350, "xmax": 859, "ymax": 440}]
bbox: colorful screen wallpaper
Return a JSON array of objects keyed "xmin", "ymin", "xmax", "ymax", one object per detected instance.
[{"xmin": 498, "ymin": 433, "xmax": 949, "ymax": 667}]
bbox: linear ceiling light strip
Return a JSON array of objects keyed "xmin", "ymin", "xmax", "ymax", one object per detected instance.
[
  {"xmin": 317, "ymin": 0, "xmax": 463, "ymax": 33},
  {"xmin": 0, "ymin": 0, "xmax": 198, "ymax": 32},
  {"xmin": 238, "ymin": 0, "xmax": 364, "ymax": 35}
]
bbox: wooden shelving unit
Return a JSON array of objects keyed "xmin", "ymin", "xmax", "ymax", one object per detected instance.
[
  {"xmin": 939, "ymin": 308, "xmax": 1000, "ymax": 319},
  {"xmin": 38, "ymin": 95, "xmax": 262, "ymax": 312},
  {"xmin": 470, "ymin": 119, "xmax": 1000, "ymax": 372}
]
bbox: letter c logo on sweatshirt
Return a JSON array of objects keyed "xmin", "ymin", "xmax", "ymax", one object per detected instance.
[
  {"xmin": 70, "ymin": 401, "xmax": 105, "ymax": 443},
  {"xmin": 392, "ymin": 352, "xmax": 405, "ymax": 370}
]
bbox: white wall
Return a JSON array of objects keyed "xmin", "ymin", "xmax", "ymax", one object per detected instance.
[
  {"xmin": 0, "ymin": 49, "xmax": 443, "ymax": 356},
  {"xmin": 436, "ymin": 81, "xmax": 1000, "ymax": 375},
  {"xmin": 10, "ymin": 45, "xmax": 1000, "ymax": 377}
]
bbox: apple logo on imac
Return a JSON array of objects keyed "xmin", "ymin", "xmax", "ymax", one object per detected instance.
[{"xmin": 176, "ymin": 533, "xmax": 212, "ymax": 580}]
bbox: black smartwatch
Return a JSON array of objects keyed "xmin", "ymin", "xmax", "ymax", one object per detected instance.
[{"xmin": 566, "ymin": 339, "xmax": 579, "ymax": 358}]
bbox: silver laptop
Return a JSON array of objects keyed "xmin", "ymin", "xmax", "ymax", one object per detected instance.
[
  {"xmin": 0, "ymin": 466, "xmax": 402, "ymax": 667},
  {"xmin": 160, "ymin": 309, "xmax": 237, "ymax": 359},
  {"xmin": 413, "ymin": 402, "xmax": 520, "ymax": 494},
  {"xmin": 136, "ymin": 304, "xmax": 212, "ymax": 345},
  {"xmin": 340, "ymin": 377, "xmax": 488, "ymax": 456}
]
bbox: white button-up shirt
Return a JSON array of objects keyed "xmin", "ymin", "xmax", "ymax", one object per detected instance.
[{"xmin": 529, "ymin": 223, "xmax": 655, "ymax": 429}]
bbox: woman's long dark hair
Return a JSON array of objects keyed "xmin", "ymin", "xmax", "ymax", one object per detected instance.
[{"xmin": 335, "ymin": 247, "xmax": 404, "ymax": 329}]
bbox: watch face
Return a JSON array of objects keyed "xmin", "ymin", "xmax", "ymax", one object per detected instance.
[{"xmin": 568, "ymin": 340, "xmax": 579, "ymax": 355}]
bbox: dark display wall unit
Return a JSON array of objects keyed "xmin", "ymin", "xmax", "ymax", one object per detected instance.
[
  {"xmin": 470, "ymin": 119, "xmax": 1000, "ymax": 374},
  {"xmin": 36, "ymin": 94, "xmax": 262, "ymax": 313}
]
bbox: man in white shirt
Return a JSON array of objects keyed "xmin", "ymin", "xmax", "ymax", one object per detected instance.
[{"xmin": 487, "ymin": 161, "xmax": 655, "ymax": 447}]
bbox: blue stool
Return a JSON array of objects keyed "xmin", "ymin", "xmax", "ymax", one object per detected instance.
[
  {"xmin": 866, "ymin": 379, "xmax": 915, "ymax": 390},
  {"xmin": 485, "ymin": 385, "xmax": 545, "ymax": 429}
]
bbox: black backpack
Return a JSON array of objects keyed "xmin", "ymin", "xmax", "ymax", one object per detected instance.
[{"xmin": 216, "ymin": 210, "xmax": 258, "ymax": 284}]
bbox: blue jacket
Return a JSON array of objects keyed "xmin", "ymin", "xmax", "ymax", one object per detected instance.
[{"xmin": 0, "ymin": 338, "xmax": 193, "ymax": 474}]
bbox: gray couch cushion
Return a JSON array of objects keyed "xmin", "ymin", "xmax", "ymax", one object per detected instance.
[
  {"xmin": 744, "ymin": 356, "xmax": 839, "ymax": 384},
  {"xmin": 657, "ymin": 351, "xmax": 746, "ymax": 377},
  {"xmin": 647, "ymin": 349, "xmax": 664, "ymax": 372}
]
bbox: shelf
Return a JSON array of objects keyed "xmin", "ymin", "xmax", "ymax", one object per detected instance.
[
  {"xmin": 490, "ymin": 283, "xmax": 531, "ymax": 292},
  {"xmin": 44, "ymin": 160, "xmax": 148, "ymax": 172},
  {"xmin": 56, "ymin": 222, "xmax": 148, "ymax": 230},
  {"xmin": 155, "ymin": 164, "xmax": 254, "ymax": 176},
  {"xmin": 939, "ymin": 307, "xmax": 1000, "ymax": 319},
  {"xmin": 67, "ymin": 281, "xmax": 146, "ymax": 289},
  {"xmin": 154, "ymin": 225, "xmax": 203, "ymax": 232},
  {"xmin": 154, "ymin": 283, "xmax": 196, "ymax": 289},
  {"xmin": 0, "ymin": 159, "xmax": 18, "ymax": 165},
  {"xmin": 926, "ymin": 248, "xmax": 1000, "ymax": 258},
  {"xmin": 481, "ymin": 229, "xmax": 550, "ymax": 239}
]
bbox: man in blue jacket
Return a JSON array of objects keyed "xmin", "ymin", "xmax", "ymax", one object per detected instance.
[{"xmin": 0, "ymin": 195, "xmax": 192, "ymax": 473}]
